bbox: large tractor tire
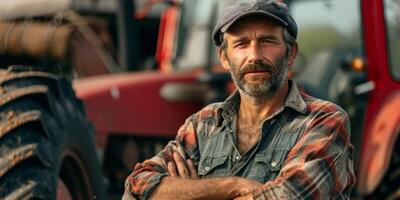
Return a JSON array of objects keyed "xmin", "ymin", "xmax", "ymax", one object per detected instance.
[
  {"xmin": 367, "ymin": 135, "xmax": 400, "ymax": 200},
  {"xmin": 0, "ymin": 66, "xmax": 105, "ymax": 199}
]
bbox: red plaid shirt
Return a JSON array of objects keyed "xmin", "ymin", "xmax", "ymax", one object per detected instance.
[{"xmin": 123, "ymin": 81, "xmax": 356, "ymax": 199}]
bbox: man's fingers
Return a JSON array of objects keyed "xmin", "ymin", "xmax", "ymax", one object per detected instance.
[
  {"xmin": 173, "ymin": 152, "xmax": 190, "ymax": 178},
  {"xmin": 167, "ymin": 161, "xmax": 178, "ymax": 177},
  {"xmin": 187, "ymin": 159, "xmax": 198, "ymax": 178},
  {"xmin": 231, "ymin": 177, "xmax": 263, "ymax": 198}
]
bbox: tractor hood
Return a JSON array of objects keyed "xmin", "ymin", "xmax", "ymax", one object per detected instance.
[{"xmin": 73, "ymin": 71, "xmax": 206, "ymax": 138}]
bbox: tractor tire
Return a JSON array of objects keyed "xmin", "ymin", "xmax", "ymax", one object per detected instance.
[
  {"xmin": 367, "ymin": 135, "xmax": 400, "ymax": 200},
  {"xmin": 0, "ymin": 66, "xmax": 105, "ymax": 200}
]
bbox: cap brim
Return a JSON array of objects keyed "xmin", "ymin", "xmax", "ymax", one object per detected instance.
[{"xmin": 221, "ymin": 11, "xmax": 288, "ymax": 33}]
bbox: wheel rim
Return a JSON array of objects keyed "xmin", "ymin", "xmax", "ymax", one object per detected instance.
[
  {"xmin": 59, "ymin": 150, "xmax": 94, "ymax": 200},
  {"xmin": 57, "ymin": 179, "xmax": 72, "ymax": 200}
]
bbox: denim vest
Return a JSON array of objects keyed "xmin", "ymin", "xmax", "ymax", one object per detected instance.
[{"xmin": 196, "ymin": 110, "xmax": 305, "ymax": 183}]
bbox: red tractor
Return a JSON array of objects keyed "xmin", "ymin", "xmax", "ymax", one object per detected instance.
[{"xmin": 0, "ymin": 0, "xmax": 399, "ymax": 199}]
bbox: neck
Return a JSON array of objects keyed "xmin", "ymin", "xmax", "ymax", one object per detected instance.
[{"xmin": 238, "ymin": 81, "xmax": 289, "ymax": 124}]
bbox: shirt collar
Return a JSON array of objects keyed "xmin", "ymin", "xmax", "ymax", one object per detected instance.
[
  {"xmin": 284, "ymin": 80, "xmax": 307, "ymax": 114},
  {"xmin": 218, "ymin": 80, "xmax": 307, "ymax": 122},
  {"xmin": 219, "ymin": 90, "xmax": 240, "ymax": 121}
]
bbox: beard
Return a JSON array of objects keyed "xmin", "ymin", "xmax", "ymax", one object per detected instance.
[{"xmin": 227, "ymin": 55, "xmax": 288, "ymax": 98}]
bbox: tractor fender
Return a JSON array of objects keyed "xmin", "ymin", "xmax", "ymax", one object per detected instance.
[
  {"xmin": 357, "ymin": 91, "xmax": 400, "ymax": 194},
  {"xmin": 73, "ymin": 71, "xmax": 205, "ymax": 144}
]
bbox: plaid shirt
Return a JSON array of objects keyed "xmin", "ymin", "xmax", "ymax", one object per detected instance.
[{"xmin": 123, "ymin": 81, "xmax": 356, "ymax": 199}]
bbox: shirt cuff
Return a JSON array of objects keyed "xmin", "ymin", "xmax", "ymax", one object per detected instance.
[{"xmin": 141, "ymin": 173, "xmax": 168, "ymax": 200}]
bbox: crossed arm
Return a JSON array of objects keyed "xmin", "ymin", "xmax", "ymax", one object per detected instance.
[{"xmin": 148, "ymin": 152, "xmax": 261, "ymax": 200}]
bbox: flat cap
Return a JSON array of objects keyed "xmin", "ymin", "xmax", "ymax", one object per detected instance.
[{"xmin": 212, "ymin": 0, "xmax": 298, "ymax": 46}]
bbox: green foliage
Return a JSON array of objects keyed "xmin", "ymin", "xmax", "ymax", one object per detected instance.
[{"xmin": 297, "ymin": 25, "xmax": 359, "ymax": 61}]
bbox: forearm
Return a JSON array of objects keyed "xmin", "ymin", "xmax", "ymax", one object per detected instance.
[{"xmin": 149, "ymin": 177, "xmax": 239, "ymax": 200}]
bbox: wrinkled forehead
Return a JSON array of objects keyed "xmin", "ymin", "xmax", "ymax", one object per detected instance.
[{"xmin": 223, "ymin": 15, "xmax": 284, "ymax": 40}]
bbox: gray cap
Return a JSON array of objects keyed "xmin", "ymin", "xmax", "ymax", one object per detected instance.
[{"xmin": 212, "ymin": 0, "xmax": 298, "ymax": 46}]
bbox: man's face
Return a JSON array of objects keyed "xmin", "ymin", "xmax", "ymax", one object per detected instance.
[{"xmin": 220, "ymin": 16, "xmax": 295, "ymax": 98}]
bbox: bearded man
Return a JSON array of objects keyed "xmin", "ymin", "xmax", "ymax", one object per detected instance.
[{"xmin": 123, "ymin": 0, "xmax": 355, "ymax": 199}]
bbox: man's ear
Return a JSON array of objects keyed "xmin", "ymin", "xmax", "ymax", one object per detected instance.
[
  {"xmin": 287, "ymin": 42, "xmax": 299, "ymax": 67},
  {"xmin": 218, "ymin": 48, "xmax": 230, "ymax": 71}
]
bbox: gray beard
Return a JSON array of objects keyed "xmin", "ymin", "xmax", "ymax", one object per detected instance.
[{"xmin": 228, "ymin": 56, "xmax": 288, "ymax": 98}]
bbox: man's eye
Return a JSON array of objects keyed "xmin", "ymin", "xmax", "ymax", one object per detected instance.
[
  {"xmin": 234, "ymin": 42, "xmax": 246, "ymax": 48},
  {"xmin": 261, "ymin": 39, "xmax": 274, "ymax": 43}
]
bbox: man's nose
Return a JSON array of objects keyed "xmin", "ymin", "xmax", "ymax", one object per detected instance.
[{"xmin": 247, "ymin": 43, "xmax": 263, "ymax": 63}]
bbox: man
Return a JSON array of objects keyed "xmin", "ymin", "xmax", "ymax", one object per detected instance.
[{"xmin": 123, "ymin": 0, "xmax": 355, "ymax": 199}]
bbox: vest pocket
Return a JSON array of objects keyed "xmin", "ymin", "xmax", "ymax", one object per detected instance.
[
  {"xmin": 198, "ymin": 155, "xmax": 228, "ymax": 177},
  {"xmin": 248, "ymin": 154, "xmax": 271, "ymax": 183},
  {"xmin": 268, "ymin": 149, "xmax": 290, "ymax": 178}
]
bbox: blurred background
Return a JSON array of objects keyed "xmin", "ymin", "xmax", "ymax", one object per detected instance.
[{"xmin": 0, "ymin": 0, "xmax": 399, "ymax": 199}]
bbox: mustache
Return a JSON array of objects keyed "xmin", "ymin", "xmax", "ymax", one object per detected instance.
[{"xmin": 239, "ymin": 62, "xmax": 274, "ymax": 76}]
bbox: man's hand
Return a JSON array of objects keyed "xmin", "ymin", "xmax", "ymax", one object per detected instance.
[
  {"xmin": 151, "ymin": 160, "xmax": 262, "ymax": 200},
  {"xmin": 162, "ymin": 152, "xmax": 262, "ymax": 200},
  {"xmin": 167, "ymin": 152, "xmax": 198, "ymax": 178},
  {"xmin": 230, "ymin": 178, "xmax": 262, "ymax": 198}
]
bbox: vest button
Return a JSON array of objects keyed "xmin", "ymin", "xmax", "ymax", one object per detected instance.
[
  {"xmin": 271, "ymin": 161, "xmax": 277, "ymax": 167},
  {"xmin": 205, "ymin": 166, "xmax": 210, "ymax": 171}
]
